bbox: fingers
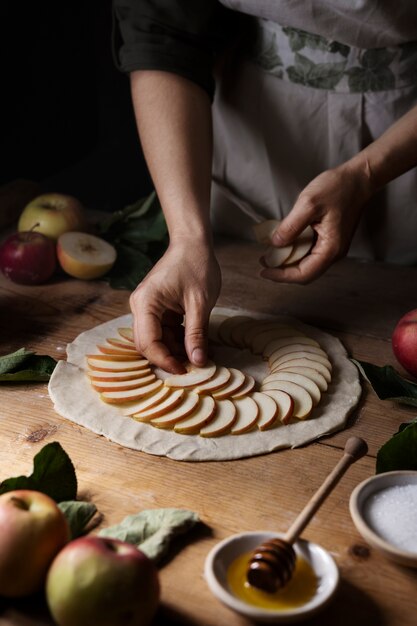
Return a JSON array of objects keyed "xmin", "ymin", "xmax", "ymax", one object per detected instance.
[
  {"xmin": 183, "ymin": 299, "xmax": 209, "ymax": 367},
  {"xmin": 271, "ymin": 196, "xmax": 317, "ymax": 247}
]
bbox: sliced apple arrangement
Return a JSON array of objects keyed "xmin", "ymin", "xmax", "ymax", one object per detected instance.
[
  {"xmin": 253, "ymin": 219, "xmax": 315, "ymax": 268},
  {"xmin": 85, "ymin": 315, "xmax": 333, "ymax": 437}
]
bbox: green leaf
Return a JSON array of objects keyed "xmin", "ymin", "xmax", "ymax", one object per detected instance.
[
  {"xmin": 376, "ymin": 421, "xmax": 417, "ymax": 473},
  {"xmin": 0, "ymin": 354, "xmax": 57, "ymax": 382},
  {"xmin": 58, "ymin": 501, "xmax": 98, "ymax": 539},
  {"xmin": 97, "ymin": 192, "xmax": 157, "ymax": 236},
  {"xmin": 352, "ymin": 359, "xmax": 417, "ymax": 407},
  {"xmin": 99, "ymin": 508, "xmax": 200, "ymax": 562},
  {"xmin": 0, "ymin": 442, "xmax": 77, "ymax": 502},
  {"xmin": 102, "ymin": 243, "xmax": 154, "ymax": 291},
  {"xmin": 0, "ymin": 348, "xmax": 33, "ymax": 374}
]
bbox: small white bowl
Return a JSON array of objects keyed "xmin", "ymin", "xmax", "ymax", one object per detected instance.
[
  {"xmin": 350, "ymin": 470, "xmax": 417, "ymax": 568},
  {"xmin": 204, "ymin": 531, "xmax": 339, "ymax": 623}
]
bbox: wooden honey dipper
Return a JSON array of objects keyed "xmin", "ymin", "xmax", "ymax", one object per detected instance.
[{"xmin": 247, "ymin": 436, "xmax": 368, "ymax": 593}]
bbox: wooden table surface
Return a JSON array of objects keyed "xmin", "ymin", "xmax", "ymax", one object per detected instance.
[{"xmin": 1, "ymin": 237, "xmax": 417, "ymax": 626}]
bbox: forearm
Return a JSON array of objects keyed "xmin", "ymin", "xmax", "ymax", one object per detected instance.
[{"xmin": 130, "ymin": 70, "xmax": 214, "ymax": 247}]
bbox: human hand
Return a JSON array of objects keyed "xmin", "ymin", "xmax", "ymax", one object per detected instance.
[
  {"xmin": 260, "ymin": 162, "xmax": 373, "ymax": 283},
  {"xmin": 129, "ymin": 240, "xmax": 221, "ymax": 374}
]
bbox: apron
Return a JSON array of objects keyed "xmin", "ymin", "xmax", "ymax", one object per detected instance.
[{"xmin": 210, "ymin": 1, "xmax": 417, "ymax": 264}]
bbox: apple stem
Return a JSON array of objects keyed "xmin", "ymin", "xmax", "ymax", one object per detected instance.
[{"xmin": 10, "ymin": 496, "xmax": 30, "ymax": 511}]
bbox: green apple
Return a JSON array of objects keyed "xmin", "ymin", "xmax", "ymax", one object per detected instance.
[
  {"xmin": 0, "ymin": 490, "xmax": 69, "ymax": 597},
  {"xmin": 46, "ymin": 536, "xmax": 160, "ymax": 626},
  {"xmin": 18, "ymin": 193, "xmax": 87, "ymax": 240}
]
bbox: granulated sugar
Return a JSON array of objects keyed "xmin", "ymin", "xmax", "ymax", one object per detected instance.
[{"xmin": 363, "ymin": 484, "xmax": 417, "ymax": 553}]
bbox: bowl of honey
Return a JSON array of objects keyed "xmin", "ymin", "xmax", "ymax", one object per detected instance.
[{"xmin": 204, "ymin": 531, "xmax": 339, "ymax": 623}]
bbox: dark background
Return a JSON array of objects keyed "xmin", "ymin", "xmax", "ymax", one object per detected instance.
[{"xmin": 1, "ymin": 0, "xmax": 152, "ymax": 212}]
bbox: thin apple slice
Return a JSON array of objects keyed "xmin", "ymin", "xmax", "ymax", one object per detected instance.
[
  {"xmin": 118, "ymin": 327, "xmax": 134, "ymax": 343},
  {"xmin": 164, "ymin": 361, "xmax": 216, "ymax": 389},
  {"xmin": 199, "ymin": 400, "xmax": 237, "ymax": 437},
  {"xmin": 217, "ymin": 315, "xmax": 252, "ymax": 347},
  {"xmin": 230, "ymin": 318, "xmax": 259, "ymax": 348},
  {"xmin": 86, "ymin": 353, "xmax": 141, "ymax": 362},
  {"xmin": 263, "ymin": 335, "xmax": 319, "ymax": 359},
  {"xmin": 106, "ymin": 337, "xmax": 138, "ymax": 351},
  {"xmin": 264, "ymin": 244, "xmax": 294, "ymax": 268},
  {"xmin": 91, "ymin": 373, "xmax": 156, "ymax": 393},
  {"xmin": 271, "ymin": 351, "xmax": 332, "ymax": 372},
  {"xmin": 269, "ymin": 345, "xmax": 328, "ymax": 368},
  {"xmin": 230, "ymin": 397, "xmax": 259, "ymax": 434},
  {"xmin": 251, "ymin": 327, "xmax": 300, "ymax": 355},
  {"xmin": 231, "ymin": 374, "xmax": 256, "ymax": 399},
  {"xmin": 132, "ymin": 389, "xmax": 185, "ymax": 421},
  {"xmin": 208, "ymin": 314, "xmax": 228, "ymax": 344},
  {"xmin": 101, "ymin": 380, "xmax": 162, "ymax": 404},
  {"xmin": 173, "ymin": 396, "xmax": 216, "ymax": 434},
  {"xmin": 120, "ymin": 386, "xmax": 171, "ymax": 416},
  {"xmin": 272, "ymin": 357, "xmax": 332, "ymax": 382},
  {"xmin": 253, "ymin": 219, "xmax": 280, "ymax": 244},
  {"xmin": 194, "ymin": 366, "xmax": 231, "ymax": 394},
  {"xmin": 212, "ymin": 368, "xmax": 246, "ymax": 399},
  {"xmin": 96, "ymin": 344, "xmax": 140, "ymax": 357},
  {"xmin": 281, "ymin": 226, "xmax": 314, "ymax": 266},
  {"xmin": 87, "ymin": 368, "xmax": 152, "ymax": 382},
  {"xmin": 87, "ymin": 357, "xmax": 149, "ymax": 372},
  {"xmin": 252, "ymin": 391, "xmax": 279, "ymax": 430},
  {"xmin": 264, "ymin": 382, "xmax": 313, "ymax": 420},
  {"xmin": 279, "ymin": 366, "xmax": 328, "ymax": 391},
  {"xmin": 244, "ymin": 321, "xmax": 293, "ymax": 350},
  {"xmin": 150, "ymin": 392, "xmax": 200, "ymax": 428},
  {"xmin": 260, "ymin": 390, "xmax": 294, "ymax": 425},
  {"xmin": 262, "ymin": 372, "xmax": 321, "ymax": 406}
]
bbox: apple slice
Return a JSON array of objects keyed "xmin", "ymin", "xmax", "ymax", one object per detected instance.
[
  {"xmin": 119, "ymin": 386, "xmax": 171, "ymax": 416},
  {"xmin": 118, "ymin": 327, "xmax": 134, "ymax": 343},
  {"xmin": 230, "ymin": 318, "xmax": 259, "ymax": 349},
  {"xmin": 57, "ymin": 232, "xmax": 117, "ymax": 280},
  {"xmin": 252, "ymin": 391, "xmax": 279, "ymax": 430},
  {"xmin": 132, "ymin": 389, "xmax": 185, "ymax": 421},
  {"xmin": 231, "ymin": 374, "xmax": 256, "ymax": 399},
  {"xmin": 194, "ymin": 366, "xmax": 231, "ymax": 394},
  {"xmin": 262, "ymin": 372, "xmax": 321, "ymax": 406},
  {"xmin": 86, "ymin": 353, "xmax": 142, "ymax": 362},
  {"xmin": 87, "ymin": 357, "xmax": 149, "ymax": 372},
  {"xmin": 281, "ymin": 226, "xmax": 314, "ymax": 266},
  {"xmin": 217, "ymin": 315, "xmax": 252, "ymax": 346},
  {"xmin": 150, "ymin": 392, "xmax": 200, "ymax": 428},
  {"xmin": 272, "ymin": 357, "xmax": 332, "ymax": 382},
  {"xmin": 251, "ymin": 327, "xmax": 301, "ymax": 355},
  {"xmin": 271, "ymin": 351, "xmax": 332, "ymax": 372},
  {"xmin": 106, "ymin": 337, "xmax": 138, "ymax": 351},
  {"xmin": 244, "ymin": 321, "xmax": 293, "ymax": 350},
  {"xmin": 173, "ymin": 396, "xmax": 216, "ymax": 434},
  {"xmin": 91, "ymin": 373, "xmax": 156, "ymax": 393},
  {"xmin": 264, "ymin": 244, "xmax": 294, "ymax": 268},
  {"xmin": 87, "ymin": 368, "xmax": 152, "ymax": 382},
  {"xmin": 100, "ymin": 380, "xmax": 163, "ymax": 404},
  {"xmin": 269, "ymin": 345, "xmax": 329, "ymax": 368},
  {"xmin": 253, "ymin": 219, "xmax": 280, "ymax": 244},
  {"xmin": 164, "ymin": 361, "xmax": 216, "ymax": 389},
  {"xmin": 208, "ymin": 314, "xmax": 228, "ymax": 344},
  {"xmin": 230, "ymin": 397, "xmax": 259, "ymax": 434},
  {"xmin": 212, "ymin": 368, "xmax": 246, "ymax": 399},
  {"xmin": 263, "ymin": 335, "xmax": 319, "ymax": 359},
  {"xmin": 96, "ymin": 344, "xmax": 140, "ymax": 357},
  {"xmin": 199, "ymin": 400, "xmax": 237, "ymax": 437},
  {"xmin": 279, "ymin": 366, "xmax": 328, "ymax": 391},
  {"xmin": 260, "ymin": 390, "xmax": 294, "ymax": 425},
  {"xmin": 264, "ymin": 382, "xmax": 313, "ymax": 420}
]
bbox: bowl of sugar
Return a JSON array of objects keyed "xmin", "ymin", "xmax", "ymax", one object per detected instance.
[{"xmin": 350, "ymin": 471, "xmax": 417, "ymax": 567}]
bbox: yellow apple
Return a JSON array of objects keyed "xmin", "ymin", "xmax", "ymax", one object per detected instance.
[
  {"xmin": 57, "ymin": 232, "xmax": 117, "ymax": 280},
  {"xmin": 18, "ymin": 193, "xmax": 87, "ymax": 240}
]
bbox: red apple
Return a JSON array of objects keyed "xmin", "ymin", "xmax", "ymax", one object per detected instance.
[
  {"xmin": 18, "ymin": 193, "xmax": 87, "ymax": 240},
  {"xmin": 0, "ymin": 230, "xmax": 57, "ymax": 284},
  {"xmin": 392, "ymin": 309, "xmax": 417, "ymax": 378},
  {"xmin": 46, "ymin": 536, "xmax": 160, "ymax": 626},
  {"xmin": 0, "ymin": 490, "xmax": 69, "ymax": 597}
]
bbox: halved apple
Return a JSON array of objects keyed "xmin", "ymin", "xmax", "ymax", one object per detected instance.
[
  {"xmin": 230, "ymin": 397, "xmax": 259, "ymax": 434},
  {"xmin": 281, "ymin": 225, "xmax": 314, "ymax": 266},
  {"xmin": 262, "ymin": 372, "xmax": 321, "ymax": 406},
  {"xmin": 231, "ymin": 374, "xmax": 256, "ymax": 399},
  {"xmin": 118, "ymin": 327, "xmax": 134, "ymax": 343},
  {"xmin": 119, "ymin": 386, "xmax": 171, "ymax": 416},
  {"xmin": 272, "ymin": 357, "xmax": 332, "ymax": 382},
  {"xmin": 263, "ymin": 244, "xmax": 294, "ymax": 268},
  {"xmin": 260, "ymin": 389, "xmax": 294, "ymax": 425},
  {"xmin": 164, "ymin": 361, "xmax": 216, "ymax": 389},
  {"xmin": 194, "ymin": 366, "xmax": 231, "ymax": 394},
  {"xmin": 269, "ymin": 345, "xmax": 329, "ymax": 368},
  {"xmin": 100, "ymin": 379, "xmax": 162, "ymax": 404},
  {"xmin": 271, "ymin": 351, "xmax": 332, "ymax": 372},
  {"xmin": 151, "ymin": 392, "xmax": 200, "ymax": 428},
  {"xmin": 199, "ymin": 399, "xmax": 237, "ymax": 437},
  {"xmin": 57, "ymin": 231, "xmax": 117, "ymax": 280},
  {"xmin": 252, "ymin": 392, "xmax": 279, "ymax": 430},
  {"xmin": 132, "ymin": 388, "xmax": 185, "ymax": 421},
  {"xmin": 87, "ymin": 357, "xmax": 149, "ymax": 372},
  {"xmin": 253, "ymin": 219, "xmax": 280, "ymax": 244},
  {"xmin": 263, "ymin": 335, "xmax": 319, "ymax": 359},
  {"xmin": 87, "ymin": 368, "xmax": 152, "ymax": 382},
  {"xmin": 279, "ymin": 366, "xmax": 328, "ymax": 391},
  {"xmin": 90, "ymin": 373, "xmax": 156, "ymax": 393},
  {"xmin": 173, "ymin": 396, "xmax": 216, "ymax": 434},
  {"xmin": 264, "ymin": 381, "xmax": 313, "ymax": 420},
  {"xmin": 212, "ymin": 368, "xmax": 246, "ymax": 399},
  {"xmin": 217, "ymin": 315, "xmax": 252, "ymax": 347}
]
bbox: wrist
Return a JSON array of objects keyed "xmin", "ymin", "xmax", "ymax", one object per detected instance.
[{"xmin": 340, "ymin": 156, "xmax": 378, "ymax": 200}]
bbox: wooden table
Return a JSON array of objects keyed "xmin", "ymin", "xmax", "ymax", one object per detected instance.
[{"xmin": 1, "ymin": 237, "xmax": 416, "ymax": 625}]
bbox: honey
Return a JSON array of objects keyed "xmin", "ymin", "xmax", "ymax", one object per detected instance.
[{"xmin": 227, "ymin": 551, "xmax": 317, "ymax": 610}]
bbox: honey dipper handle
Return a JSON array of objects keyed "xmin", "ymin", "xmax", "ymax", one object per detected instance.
[{"xmin": 284, "ymin": 436, "xmax": 368, "ymax": 545}]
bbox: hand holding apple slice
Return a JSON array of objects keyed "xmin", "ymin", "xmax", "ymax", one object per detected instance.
[{"xmin": 254, "ymin": 218, "xmax": 315, "ymax": 269}]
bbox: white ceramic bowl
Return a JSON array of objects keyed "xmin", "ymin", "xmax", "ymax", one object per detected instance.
[
  {"xmin": 350, "ymin": 470, "xmax": 417, "ymax": 568},
  {"xmin": 204, "ymin": 531, "xmax": 339, "ymax": 623}
]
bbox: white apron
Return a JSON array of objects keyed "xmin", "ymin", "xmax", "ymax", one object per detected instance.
[{"xmin": 210, "ymin": 1, "xmax": 417, "ymax": 264}]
